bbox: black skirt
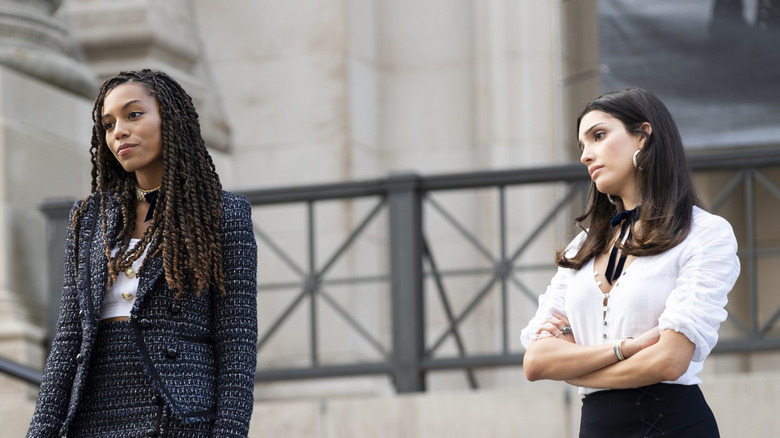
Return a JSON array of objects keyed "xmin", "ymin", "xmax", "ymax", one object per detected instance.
[
  {"xmin": 580, "ymin": 383, "xmax": 719, "ymax": 438},
  {"xmin": 68, "ymin": 321, "xmax": 213, "ymax": 437}
]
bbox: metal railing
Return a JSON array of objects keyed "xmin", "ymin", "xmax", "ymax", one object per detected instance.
[
  {"xmin": 31, "ymin": 145, "xmax": 780, "ymax": 392},
  {"xmin": 0, "ymin": 356, "xmax": 42, "ymax": 385}
]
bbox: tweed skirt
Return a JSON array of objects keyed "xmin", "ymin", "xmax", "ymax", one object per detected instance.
[
  {"xmin": 579, "ymin": 383, "xmax": 719, "ymax": 438},
  {"xmin": 68, "ymin": 321, "xmax": 213, "ymax": 438}
]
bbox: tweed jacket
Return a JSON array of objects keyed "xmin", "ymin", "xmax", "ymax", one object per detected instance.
[{"xmin": 27, "ymin": 191, "xmax": 258, "ymax": 438}]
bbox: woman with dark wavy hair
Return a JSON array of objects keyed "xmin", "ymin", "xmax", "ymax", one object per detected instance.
[
  {"xmin": 521, "ymin": 88, "xmax": 739, "ymax": 437},
  {"xmin": 27, "ymin": 69, "xmax": 257, "ymax": 437}
]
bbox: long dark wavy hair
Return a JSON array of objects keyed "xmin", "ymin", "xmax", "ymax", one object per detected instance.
[
  {"xmin": 557, "ymin": 87, "xmax": 701, "ymax": 269},
  {"xmin": 72, "ymin": 69, "xmax": 225, "ymax": 297}
]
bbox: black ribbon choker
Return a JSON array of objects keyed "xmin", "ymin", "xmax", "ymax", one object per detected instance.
[
  {"xmin": 143, "ymin": 190, "xmax": 159, "ymax": 222},
  {"xmin": 604, "ymin": 207, "xmax": 639, "ymax": 285}
]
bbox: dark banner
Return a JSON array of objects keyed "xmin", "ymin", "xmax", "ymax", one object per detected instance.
[{"xmin": 599, "ymin": 0, "xmax": 780, "ymax": 149}]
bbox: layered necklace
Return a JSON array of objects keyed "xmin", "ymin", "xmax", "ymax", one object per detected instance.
[
  {"xmin": 596, "ymin": 206, "xmax": 640, "ymax": 340},
  {"xmin": 114, "ymin": 184, "xmax": 160, "ymax": 280}
]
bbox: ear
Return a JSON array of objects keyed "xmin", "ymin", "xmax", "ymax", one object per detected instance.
[{"xmin": 638, "ymin": 122, "xmax": 652, "ymax": 150}]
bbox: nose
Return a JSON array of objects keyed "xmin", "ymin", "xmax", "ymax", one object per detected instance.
[
  {"xmin": 113, "ymin": 120, "xmax": 130, "ymax": 139},
  {"xmin": 580, "ymin": 144, "xmax": 593, "ymax": 165}
]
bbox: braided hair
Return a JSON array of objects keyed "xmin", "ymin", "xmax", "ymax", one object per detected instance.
[{"xmin": 72, "ymin": 69, "xmax": 225, "ymax": 297}]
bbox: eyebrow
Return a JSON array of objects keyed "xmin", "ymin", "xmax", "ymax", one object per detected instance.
[
  {"xmin": 101, "ymin": 99, "xmax": 143, "ymax": 120},
  {"xmin": 580, "ymin": 122, "xmax": 604, "ymax": 139},
  {"xmin": 577, "ymin": 122, "xmax": 606, "ymax": 149}
]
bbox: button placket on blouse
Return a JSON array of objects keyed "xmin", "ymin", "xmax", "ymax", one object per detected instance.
[{"xmin": 601, "ymin": 269, "xmax": 628, "ymax": 342}]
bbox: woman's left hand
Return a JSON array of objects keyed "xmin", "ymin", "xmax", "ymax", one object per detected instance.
[{"xmin": 536, "ymin": 312, "xmax": 575, "ymax": 343}]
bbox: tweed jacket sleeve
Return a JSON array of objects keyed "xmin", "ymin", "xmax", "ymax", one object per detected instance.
[
  {"xmin": 210, "ymin": 193, "xmax": 258, "ymax": 437},
  {"xmin": 27, "ymin": 201, "xmax": 84, "ymax": 438},
  {"xmin": 27, "ymin": 194, "xmax": 258, "ymax": 437}
]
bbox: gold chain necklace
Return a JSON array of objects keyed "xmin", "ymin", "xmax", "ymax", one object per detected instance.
[{"xmin": 135, "ymin": 185, "xmax": 160, "ymax": 202}]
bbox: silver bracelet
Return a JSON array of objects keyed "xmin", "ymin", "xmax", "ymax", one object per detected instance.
[{"xmin": 613, "ymin": 337, "xmax": 628, "ymax": 361}]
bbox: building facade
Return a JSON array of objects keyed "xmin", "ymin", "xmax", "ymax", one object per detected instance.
[{"xmin": 0, "ymin": 0, "xmax": 778, "ymax": 436}]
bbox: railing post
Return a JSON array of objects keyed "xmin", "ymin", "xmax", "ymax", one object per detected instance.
[
  {"xmin": 387, "ymin": 172, "xmax": 425, "ymax": 393},
  {"xmin": 40, "ymin": 199, "xmax": 75, "ymax": 348}
]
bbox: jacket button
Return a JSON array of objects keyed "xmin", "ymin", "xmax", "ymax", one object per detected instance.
[
  {"xmin": 169, "ymin": 303, "xmax": 181, "ymax": 314},
  {"xmin": 78, "ymin": 309, "xmax": 86, "ymax": 318},
  {"xmin": 139, "ymin": 318, "xmax": 151, "ymax": 328},
  {"xmin": 76, "ymin": 353, "xmax": 84, "ymax": 364},
  {"xmin": 146, "ymin": 428, "xmax": 158, "ymax": 437},
  {"xmin": 166, "ymin": 348, "xmax": 178, "ymax": 359},
  {"xmin": 151, "ymin": 394, "xmax": 161, "ymax": 405}
]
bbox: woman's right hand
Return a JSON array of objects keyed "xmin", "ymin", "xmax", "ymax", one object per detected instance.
[{"xmin": 622, "ymin": 325, "xmax": 660, "ymax": 359}]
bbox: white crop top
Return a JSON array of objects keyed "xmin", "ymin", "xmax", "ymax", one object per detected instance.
[{"xmin": 100, "ymin": 239, "xmax": 149, "ymax": 320}]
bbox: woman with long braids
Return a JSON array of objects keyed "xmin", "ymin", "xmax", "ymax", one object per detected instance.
[
  {"xmin": 521, "ymin": 88, "xmax": 739, "ymax": 437},
  {"xmin": 27, "ymin": 69, "xmax": 257, "ymax": 437}
]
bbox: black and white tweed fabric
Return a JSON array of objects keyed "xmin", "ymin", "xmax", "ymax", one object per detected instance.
[{"xmin": 27, "ymin": 192, "xmax": 258, "ymax": 438}]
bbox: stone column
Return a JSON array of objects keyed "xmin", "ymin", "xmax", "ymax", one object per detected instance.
[
  {"xmin": 0, "ymin": 64, "xmax": 93, "ymax": 417},
  {"xmin": 559, "ymin": 0, "xmax": 601, "ymax": 157},
  {"xmin": 0, "ymin": 1, "xmax": 93, "ymax": 419},
  {"xmin": 0, "ymin": 0, "xmax": 97, "ymax": 96}
]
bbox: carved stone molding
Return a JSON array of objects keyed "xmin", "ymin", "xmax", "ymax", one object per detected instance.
[
  {"xmin": 0, "ymin": 0, "xmax": 97, "ymax": 96},
  {"xmin": 63, "ymin": 0, "xmax": 230, "ymax": 150}
]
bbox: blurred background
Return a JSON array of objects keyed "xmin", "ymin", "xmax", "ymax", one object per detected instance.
[{"xmin": 1, "ymin": 0, "xmax": 778, "ymax": 436}]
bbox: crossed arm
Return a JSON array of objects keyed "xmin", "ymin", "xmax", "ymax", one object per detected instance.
[{"xmin": 523, "ymin": 313, "xmax": 695, "ymax": 390}]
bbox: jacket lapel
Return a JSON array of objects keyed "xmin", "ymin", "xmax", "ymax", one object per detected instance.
[
  {"xmin": 87, "ymin": 196, "xmax": 119, "ymax": 320},
  {"xmin": 135, "ymin": 248, "xmax": 164, "ymax": 307},
  {"xmin": 76, "ymin": 198, "xmax": 99, "ymax": 321},
  {"xmin": 80, "ymin": 193, "xmax": 167, "ymax": 315}
]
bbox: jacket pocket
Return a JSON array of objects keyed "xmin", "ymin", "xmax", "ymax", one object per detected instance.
[{"xmin": 161, "ymin": 337, "xmax": 217, "ymax": 418}]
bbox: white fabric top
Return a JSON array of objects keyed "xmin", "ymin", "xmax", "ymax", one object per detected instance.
[
  {"xmin": 100, "ymin": 239, "xmax": 149, "ymax": 320},
  {"xmin": 520, "ymin": 206, "xmax": 740, "ymax": 395}
]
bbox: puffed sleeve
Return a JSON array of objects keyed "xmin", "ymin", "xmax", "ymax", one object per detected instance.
[
  {"xmin": 520, "ymin": 231, "xmax": 586, "ymax": 349},
  {"xmin": 657, "ymin": 211, "xmax": 740, "ymax": 362},
  {"xmin": 27, "ymin": 201, "xmax": 83, "ymax": 438},
  {"xmin": 211, "ymin": 193, "xmax": 258, "ymax": 438}
]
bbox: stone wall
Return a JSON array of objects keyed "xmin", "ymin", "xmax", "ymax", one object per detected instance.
[
  {"xmin": 0, "ymin": 64, "xmax": 93, "ymax": 436},
  {"xmin": 1, "ymin": 0, "xmax": 777, "ymax": 435},
  {"xmin": 248, "ymin": 373, "xmax": 780, "ymax": 437}
]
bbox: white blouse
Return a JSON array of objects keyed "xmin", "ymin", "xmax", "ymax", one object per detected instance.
[
  {"xmin": 100, "ymin": 238, "xmax": 149, "ymax": 320},
  {"xmin": 520, "ymin": 206, "xmax": 740, "ymax": 395}
]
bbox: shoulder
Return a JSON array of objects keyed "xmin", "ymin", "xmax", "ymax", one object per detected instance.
[
  {"xmin": 690, "ymin": 206, "xmax": 735, "ymax": 236},
  {"xmin": 220, "ymin": 191, "xmax": 252, "ymax": 217},
  {"xmin": 221, "ymin": 191, "xmax": 251, "ymax": 210},
  {"xmin": 66, "ymin": 193, "xmax": 103, "ymax": 227},
  {"xmin": 220, "ymin": 191, "xmax": 254, "ymax": 232},
  {"xmin": 686, "ymin": 205, "xmax": 737, "ymax": 250},
  {"xmin": 562, "ymin": 229, "xmax": 588, "ymax": 258},
  {"xmin": 73, "ymin": 191, "xmax": 122, "ymax": 213},
  {"xmin": 69, "ymin": 199, "xmax": 84, "ymax": 217}
]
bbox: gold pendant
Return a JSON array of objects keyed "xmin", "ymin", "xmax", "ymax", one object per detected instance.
[
  {"xmin": 124, "ymin": 267, "xmax": 135, "ymax": 278},
  {"xmin": 121, "ymin": 292, "xmax": 134, "ymax": 301}
]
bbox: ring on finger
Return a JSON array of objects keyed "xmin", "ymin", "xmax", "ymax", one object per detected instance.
[
  {"xmin": 562, "ymin": 325, "xmax": 572, "ymax": 336},
  {"xmin": 554, "ymin": 331, "xmax": 562, "ymax": 338}
]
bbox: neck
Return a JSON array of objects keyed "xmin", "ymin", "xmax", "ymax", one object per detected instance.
[
  {"xmin": 621, "ymin": 199, "xmax": 639, "ymax": 211},
  {"xmin": 135, "ymin": 171, "xmax": 162, "ymax": 191},
  {"xmin": 616, "ymin": 188, "xmax": 639, "ymax": 211}
]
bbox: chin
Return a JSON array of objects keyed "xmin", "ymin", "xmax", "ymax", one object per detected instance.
[
  {"xmin": 116, "ymin": 161, "xmax": 142, "ymax": 174},
  {"xmin": 118, "ymin": 163, "xmax": 136, "ymax": 173},
  {"xmin": 595, "ymin": 183, "xmax": 611, "ymax": 195}
]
